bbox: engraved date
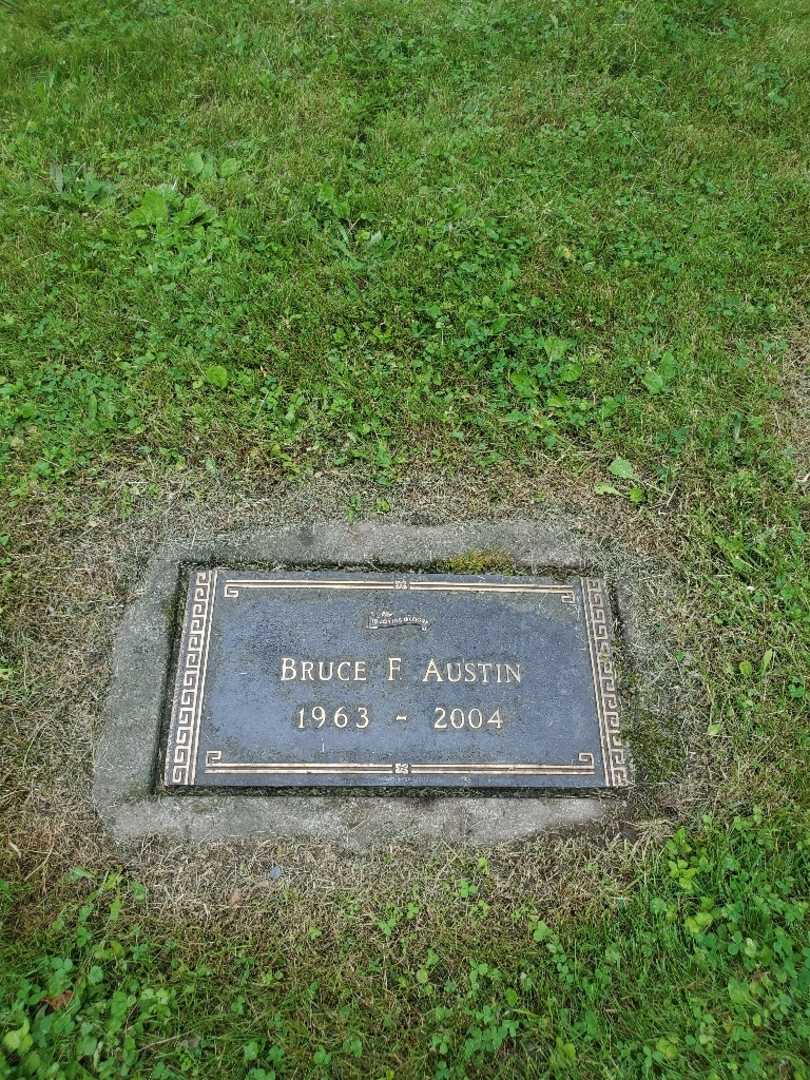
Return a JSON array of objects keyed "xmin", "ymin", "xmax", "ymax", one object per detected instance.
[
  {"xmin": 433, "ymin": 706, "xmax": 504, "ymax": 730},
  {"xmin": 296, "ymin": 705, "xmax": 369, "ymax": 730}
]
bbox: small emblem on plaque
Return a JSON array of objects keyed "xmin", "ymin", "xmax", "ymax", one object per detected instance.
[{"xmin": 367, "ymin": 610, "xmax": 431, "ymax": 631}]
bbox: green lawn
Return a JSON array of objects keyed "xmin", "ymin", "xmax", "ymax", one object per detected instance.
[{"xmin": 1, "ymin": 0, "xmax": 808, "ymax": 1076}]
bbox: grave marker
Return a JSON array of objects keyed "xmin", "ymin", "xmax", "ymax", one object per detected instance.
[{"xmin": 164, "ymin": 570, "xmax": 628, "ymax": 789}]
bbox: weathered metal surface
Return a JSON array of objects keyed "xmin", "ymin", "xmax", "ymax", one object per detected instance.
[{"xmin": 164, "ymin": 570, "xmax": 628, "ymax": 790}]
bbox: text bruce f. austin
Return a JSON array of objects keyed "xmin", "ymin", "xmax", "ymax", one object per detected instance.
[{"xmin": 278, "ymin": 656, "xmax": 523, "ymax": 685}]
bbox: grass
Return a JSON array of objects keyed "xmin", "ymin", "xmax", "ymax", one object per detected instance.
[
  {"xmin": 2, "ymin": 815, "xmax": 808, "ymax": 1077},
  {"xmin": 1, "ymin": 0, "xmax": 807, "ymax": 490},
  {"xmin": 0, "ymin": 0, "xmax": 808, "ymax": 1075}
]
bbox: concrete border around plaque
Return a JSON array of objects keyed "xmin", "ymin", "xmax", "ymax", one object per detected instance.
[{"xmin": 95, "ymin": 522, "xmax": 642, "ymax": 847}]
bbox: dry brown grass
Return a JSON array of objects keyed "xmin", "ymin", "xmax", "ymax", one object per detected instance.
[
  {"xmin": 1, "ymin": 456, "xmax": 709, "ymax": 932},
  {"xmin": 778, "ymin": 331, "xmax": 810, "ymax": 487}
]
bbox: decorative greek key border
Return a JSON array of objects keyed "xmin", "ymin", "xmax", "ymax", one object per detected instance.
[
  {"xmin": 581, "ymin": 578, "xmax": 629, "ymax": 787},
  {"xmin": 204, "ymin": 750, "xmax": 596, "ymax": 778},
  {"xmin": 164, "ymin": 569, "xmax": 218, "ymax": 786}
]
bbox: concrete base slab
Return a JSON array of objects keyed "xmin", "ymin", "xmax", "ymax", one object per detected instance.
[{"xmin": 95, "ymin": 522, "xmax": 634, "ymax": 847}]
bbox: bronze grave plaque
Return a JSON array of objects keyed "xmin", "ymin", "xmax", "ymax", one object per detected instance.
[{"xmin": 164, "ymin": 571, "xmax": 629, "ymax": 790}]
